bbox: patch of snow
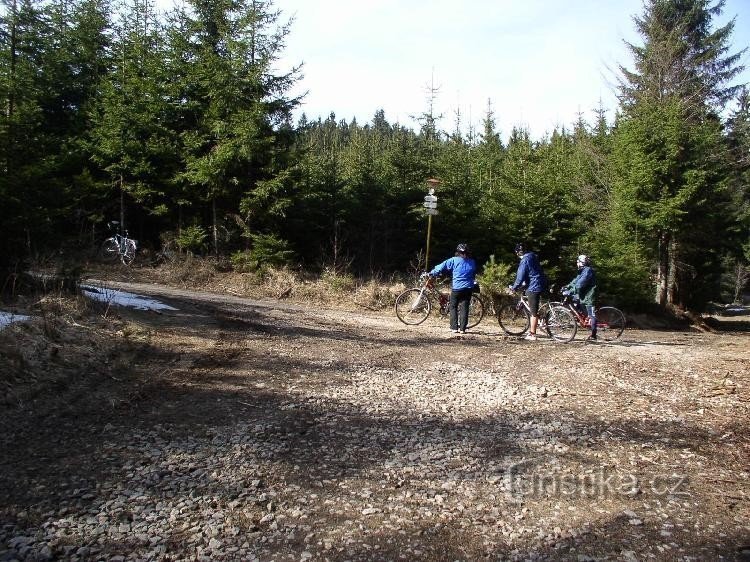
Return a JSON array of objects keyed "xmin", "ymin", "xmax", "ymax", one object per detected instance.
[
  {"xmin": 80, "ymin": 285, "xmax": 178, "ymax": 311},
  {"xmin": 0, "ymin": 311, "xmax": 31, "ymax": 330}
]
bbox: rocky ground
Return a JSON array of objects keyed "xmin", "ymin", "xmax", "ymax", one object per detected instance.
[{"xmin": 1, "ymin": 276, "xmax": 748, "ymax": 561}]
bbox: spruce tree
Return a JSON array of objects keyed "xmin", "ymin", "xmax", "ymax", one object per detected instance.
[
  {"xmin": 88, "ymin": 0, "xmax": 170, "ymax": 241},
  {"xmin": 612, "ymin": 0, "xmax": 745, "ymax": 309},
  {"xmin": 0, "ymin": 0, "xmax": 60, "ymax": 257},
  {"xmin": 168, "ymin": 0, "xmax": 301, "ymax": 255}
]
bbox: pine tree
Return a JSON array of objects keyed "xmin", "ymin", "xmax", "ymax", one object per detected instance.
[
  {"xmin": 724, "ymin": 87, "xmax": 750, "ymax": 301},
  {"xmin": 88, "ymin": 0, "xmax": 170, "ymax": 240},
  {"xmin": 612, "ymin": 0, "xmax": 745, "ymax": 309},
  {"xmin": 0, "ymin": 0, "xmax": 58, "ymax": 256},
  {"xmin": 168, "ymin": 0, "xmax": 302, "ymax": 255}
]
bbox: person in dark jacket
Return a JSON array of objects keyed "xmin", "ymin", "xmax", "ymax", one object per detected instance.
[
  {"xmin": 564, "ymin": 254, "xmax": 598, "ymax": 341},
  {"xmin": 508, "ymin": 242, "xmax": 548, "ymax": 341},
  {"xmin": 429, "ymin": 243, "xmax": 477, "ymax": 334}
]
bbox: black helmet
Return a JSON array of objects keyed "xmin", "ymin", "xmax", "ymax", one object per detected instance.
[
  {"xmin": 514, "ymin": 242, "xmax": 526, "ymax": 255},
  {"xmin": 456, "ymin": 243, "xmax": 469, "ymax": 254}
]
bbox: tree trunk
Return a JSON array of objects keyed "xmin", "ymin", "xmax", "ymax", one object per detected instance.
[
  {"xmin": 7, "ymin": 0, "xmax": 16, "ymax": 120},
  {"xmin": 666, "ymin": 236, "xmax": 678, "ymax": 307},
  {"xmin": 733, "ymin": 262, "xmax": 748, "ymax": 304},
  {"xmin": 655, "ymin": 232, "xmax": 669, "ymax": 305},
  {"xmin": 120, "ymin": 178, "xmax": 125, "ymax": 232},
  {"xmin": 212, "ymin": 198, "xmax": 218, "ymax": 256}
]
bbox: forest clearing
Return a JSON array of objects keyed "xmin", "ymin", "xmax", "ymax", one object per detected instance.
[
  {"xmin": 2, "ymin": 0, "xmax": 749, "ymax": 558},
  {"xmin": 1, "ymin": 269, "xmax": 748, "ymax": 561}
]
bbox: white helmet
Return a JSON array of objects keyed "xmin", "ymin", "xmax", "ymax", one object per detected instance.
[{"xmin": 576, "ymin": 254, "xmax": 590, "ymax": 267}]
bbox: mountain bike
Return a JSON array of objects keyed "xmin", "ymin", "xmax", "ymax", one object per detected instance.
[
  {"xmin": 100, "ymin": 221, "xmax": 137, "ymax": 266},
  {"xmin": 548, "ymin": 294, "xmax": 626, "ymax": 342},
  {"xmin": 395, "ymin": 273, "xmax": 485, "ymax": 328},
  {"xmin": 496, "ymin": 290, "xmax": 576, "ymax": 341}
]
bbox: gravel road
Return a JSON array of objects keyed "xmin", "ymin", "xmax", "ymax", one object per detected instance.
[{"xmin": 1, "ymin": 281, "xmax": 748, "ymax": 561}]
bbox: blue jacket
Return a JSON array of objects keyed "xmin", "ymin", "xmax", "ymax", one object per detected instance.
[
  {"xmin": 566, "ymin": 265, "xmax": 597, "ymax": 305},
  {"xmin": 511, "ymin": 252, "xmax": 548, "ymax": 294},
  {"xmin": 429, "ymin": 256, "xmax": 477, "ymax": 290}
]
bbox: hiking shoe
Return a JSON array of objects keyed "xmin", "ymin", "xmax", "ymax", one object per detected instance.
[
  {"xmin": 451, "ymin": 329, "xmax": 459, "ymax": 333},
  {"xmin": 459, "ymin": 330, "xmax": 466, "ymax": 334},
  {"xmin": 524, "ymin": 333, "xmax": 537, "ymax": 341},
  {"xmin": 587, "ymin": 334, "xmax": 598, "ymax": 341}
]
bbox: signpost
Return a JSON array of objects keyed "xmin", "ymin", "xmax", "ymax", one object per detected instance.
[{"xmin": 423, "ymin": 178, "xmax": 441, "ymax": 269}]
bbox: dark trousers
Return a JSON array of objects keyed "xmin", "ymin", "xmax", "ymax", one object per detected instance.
[{"xmin": 450, "ymin": 288, "xmax": 473, "ymax": 330}]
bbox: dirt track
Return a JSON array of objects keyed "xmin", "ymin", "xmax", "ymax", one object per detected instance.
[{"xmin": 1, "ymin": 281, "xmax": 749, "ymax": 561}]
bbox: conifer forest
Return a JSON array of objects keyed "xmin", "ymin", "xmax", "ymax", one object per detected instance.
[{"xmin": 1, "ymin": 0, "xmax": 748, "ymax": 311}]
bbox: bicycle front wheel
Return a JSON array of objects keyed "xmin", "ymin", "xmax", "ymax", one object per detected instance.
[
  {"xmin": 395, "ymin": 288, "xmax": 431, "ymax": 325},
  {"xmin": 497, "ymin": 302, "xmax": 530, "ymax": 335},
  {"xmin": 596, "ymin": 307, "xmax": 625, "ymax": 341},
  {"xmin": 466, "ymin": 294, "xmax": 485, "ymax": 328},
  {"xmin": 100, "ymin": 238, "xmax": 119, "ymax": 262},
  {"xmin": 121, "ymin": 240, "xmax": 137, "ymax": 266},
  {"xmin": 545, "ymin": 306, "xmax": 577, "ymax": 342}
]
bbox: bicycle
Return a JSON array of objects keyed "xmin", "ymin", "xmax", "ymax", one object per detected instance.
[
  {"xmin": 496, "ymin": 290, "xmax": 577, "ymax": 341},
  {"xmin": 100, "ymin": 221, "xmax": 138, "ymax": 266},
  {"xmin": 547, "ymin": 294, "xmax": 626, "ymax": 342},
  {"xmin": 395, "ymin": 273, "xmax": 485, "ymax": 328},
  {"xmin": 154, "ymin": 240, "xmax": 178, "ymax": 265}
]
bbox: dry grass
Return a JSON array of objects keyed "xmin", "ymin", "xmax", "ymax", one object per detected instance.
[
  {"xmin": 120, "ymin": 257, "xmax": 412, "ymax": 311},
  {"xmin": 0, "ymin": 280, "xmax": 143, "ymax": 410}
]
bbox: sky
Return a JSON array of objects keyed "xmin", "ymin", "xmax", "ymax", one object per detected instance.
[{"xmin": 272, "ymin": 0, "xmax": 750, "ymax": 140}]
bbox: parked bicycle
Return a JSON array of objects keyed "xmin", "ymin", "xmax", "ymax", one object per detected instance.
[
  {"xmin": 100, "ymin": 221, "xmax": 137, "ymax": 266},
  {"xmin": 496, "ymin": 290, "xmax": 576, "ymax": 341},
  {"xmin": 548, "ymin": 294, "xmax": 626, "ymax": 342},
  {"xmin": 395, "ymin": 273, "xmax": 485, "ymax": 328},
  {"xmin": 154, "ymin": 240, "xmax": 178, "ymax": 265}
]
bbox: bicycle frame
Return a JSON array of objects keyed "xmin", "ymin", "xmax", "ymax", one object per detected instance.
[
  {"xmin": 557, "ymin": 297, "xmax": 590, "ymax": 327},
  {"xmin": 395, "ymin": 275, "xmax": 485, "ymax": 327},
  {"xmin": 102, "ymin": 222, "xmax": 138, "ymax": 266},
  {"xmin": 549, "ymin": 295, "xmax": 626, "ymax": 341},
  {"xmin": 420, "ymin": 277, "xmax": 450, "ymax": 314},
  {"xmin": 497, "ymin": 290, "xmax": 572, "ymax": 339}
]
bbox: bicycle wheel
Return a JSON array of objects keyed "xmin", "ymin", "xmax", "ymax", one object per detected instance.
[
  {"xmin": 596, "ymin": 307, "xmax": 625, "ymax": 341},
  {"xmin": 545, "ymin": 305, "xmax": 577, "ymax": 342},
  {"xmin": 156, "ymin": 246, "xmax": 177, "ymax": 265},
  {"xmin": 100, "ymin": 238, "xmax": 119, "ymax": 262},
  {"xmin": 466, "ymin": 293, "xmax": 485, "ymax": 328},
  {"xmin": 497, "ymin": 302, "xmax": 530, "ymax": 335},
  {"xmin": 395, "ymin": 288, "xmax": 431, "ymax": 325},
  {"xmin": 121, "ymin": 240, "xmax": 137, "ymax": 266}
]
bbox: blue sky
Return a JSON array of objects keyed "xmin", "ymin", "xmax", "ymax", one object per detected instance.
[{"xmin": 274, "ymin": 0, "xmax": 750, "ymax": 140}]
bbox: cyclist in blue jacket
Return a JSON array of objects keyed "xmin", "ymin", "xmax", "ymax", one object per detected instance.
[
  {"xmin": 564, "ymin": 254, "xmax": 598, "ymax": 341},
  {"xmin": 429, "ymin": 243, "xmax": 477, "ymax": 334},
  {"xmin": 508, "ymin": 242, "xmax": 548, "ymax": 341}
]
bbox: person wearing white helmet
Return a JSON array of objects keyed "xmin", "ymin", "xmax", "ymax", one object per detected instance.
[
  {"xmin": 428, "ymin": 243, "xmax": 477, "ymax": 334},
  {"xmin": 563, "ymin": 254, "xmax": 598, "ymax": 340}
]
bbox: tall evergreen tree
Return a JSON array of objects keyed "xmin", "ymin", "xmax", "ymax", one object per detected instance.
[
  {"xmin": 0, "ymin": 0, "xmax": 48, "ymax": 258},
  {"xmin": 88, "ymin": 0, "xmax": 164, "ymax": 238},
  {"xmin": 169, "ymin": 0, "xmax": 301, "ymax": 255},
  {"xmin": 724, "ymin": 87, "xmax": 750, "ymax": 300},
  {"xmin": 612, "ymin": 0, "xmax": 745, "ymax": 309}
]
